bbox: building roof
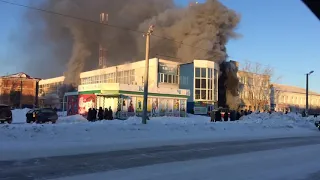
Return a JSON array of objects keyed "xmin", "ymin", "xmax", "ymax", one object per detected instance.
[
  {"xmin": 0, "ymin": 72, "xmax": 41, "ymax": 80},
  {"xmin": 272, "ymin": 83, "xmax": 320, "ymax": 96}
]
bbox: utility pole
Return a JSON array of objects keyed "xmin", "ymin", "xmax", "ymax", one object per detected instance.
[
  {"xmin": 20, "ymin": 77, "xmax": 23, "ymax": 109},
  {"xmin": 305, "ymin": 70, "xmax": 314, "ymax": 116},
  {"xmin": 142, "ymin": 25, "xmax": 155, "ymax": 124}
]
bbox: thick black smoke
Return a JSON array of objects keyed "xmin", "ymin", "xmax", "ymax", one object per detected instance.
[
  {"xmin": 15, "ymin": 0, "xmax": 239, "ymax": 84},
  {"xmin": 13, "ymin": 0, "xmax": 241, "ymax": 108},
  {"xmin": 218, "ymin": 60, "xmax": 242, "ymax": 110}
]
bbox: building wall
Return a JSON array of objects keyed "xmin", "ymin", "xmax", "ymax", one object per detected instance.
[
  {"xmin": 271, "ymin": 84, "xmax": 320, "ymax": 113},
  {"xmin": 238, "ymin": 71, "xmax": 270, "ymax": 111},
  {"xmin": 0, "ymin": 77, "xmax": 37, "ymax": 107},
  {"xmin": 179, "ymin": 63, "xmax": 194, "ymax": 102}
]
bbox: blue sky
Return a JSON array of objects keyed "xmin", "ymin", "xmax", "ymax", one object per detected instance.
[{"xmin": 0, "ymin": 0, "xmax": 319, "ymax": 92}]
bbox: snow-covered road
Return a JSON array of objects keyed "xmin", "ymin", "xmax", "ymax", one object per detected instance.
[
  {"xmin": 1, "ymin": 136, "xmax": 319, "ymax": 180},
  {"xmin": 56, "ymin": 144, "xmax": 320, "ymax": 180}
]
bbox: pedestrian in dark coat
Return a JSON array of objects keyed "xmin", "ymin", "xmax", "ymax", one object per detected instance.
[
  {"xmin": 230, "ymin": 110, "xmax": 236, "ymax": 121},
  {"xmin": 224, "ymin": 110, "xmax": 229, "ymax": 121},
  {"xmin": 108, "ymin": 106, "xmax": 113, "ymax": 120},
  {"xmin": 92, "ymin": 108, "xmax": 97, "ymax": 121},
  {"xmin": 236, "ymin": 111, "xmax": 241, "ymax": 120},
  {"xmin": 87, "ymin": 108, "xmax": 92, "ymax": 122},
  {"xmin": 244, "ymin": 109, "xmax": 248, "ymax": 116},
  {"xmin": 210, "ymin": 110, "xmax": 215, "ymax": 122},
  {"xmin": 98, "ymin": 107, "xmax": 104, "ymax": 120},
  {"xmin": 104, "ymin": 108, "xmax": 108, "ymax": 120},
  {"xmin": 215, "ymin": 110, "xmax": 221, "ymax": 122}
]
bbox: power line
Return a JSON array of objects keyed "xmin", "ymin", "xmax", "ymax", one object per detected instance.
[
  {"xmin": 1, "ymin": 0, "xmax": 315, "ymax": 77},
  {"xmin": 0, "ymin": 0, "xmax": 145, "ymax": 34}
]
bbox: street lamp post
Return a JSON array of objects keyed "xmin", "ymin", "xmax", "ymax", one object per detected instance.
[{"xmin": 306, "ymin": 70, "xmax": 314, "ymax": 116}]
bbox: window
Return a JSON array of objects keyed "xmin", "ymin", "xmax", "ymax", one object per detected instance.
[
  {"xmin": 194, "ymin": 67, "xmax": 214, "ymax": 101},
  {"xmin": 180, "ymin": 76, "xmax": 188, "ymax": 85},
  {"xmin": 195, "ymin": 68, "xmax": 200, "ymax": 77},
  {"xmin": 201, "ymin": 79, "xmax": 206, "ymax": 88},
  {"xmin": 195, "ymin": 90, "xmax": 200, "ymax": 99},
  {"xmin": 159, "ymin": 73, "xmax": 179, "ymax": 84},
  {"xmin": 201, "ymin": 68, "xmax": 206, "ymax": 78}
]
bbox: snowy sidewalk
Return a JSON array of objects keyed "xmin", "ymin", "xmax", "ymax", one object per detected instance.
[{"xmin": 0, "ymin": 111, "xmax": 319, "ymax": 160}]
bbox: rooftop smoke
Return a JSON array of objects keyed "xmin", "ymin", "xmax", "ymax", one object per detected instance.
[{"xmin": 16, "ymin": 0, "xmax": 240, "ymax": 86}]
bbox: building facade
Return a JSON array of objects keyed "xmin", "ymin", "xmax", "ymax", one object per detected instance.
[
  {"xmin": 180, "ymin": 60, "xmax": 219, "ymax": 115},
  {"xmin": 238, "ymin": 71, "xmax": 271, "ymax": 111},
  {"xmin": 39, "ymin": 58, "xmax": 220, "ymax": 117},
  {"xmin": 270, "ymin": 84, "xmax": 320, "ymax": 114},
  {"xmin": 0, "ymin": 73, "xmax": 40, "ymax": 108}
]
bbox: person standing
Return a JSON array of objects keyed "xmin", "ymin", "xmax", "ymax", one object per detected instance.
[
  {"xmin": 224, "ymin": 110, "xmax": 229, "ymax": 121},
  {"xmin": 210, "ymin": 110, "xmax": 215, "ymax": 122},
  {"xmin": 92, "ymin": 108, "xmax": 97, "ymax": 121},
  {"xmin": 98, "ymin": 107, "xmax": 104, "ymax": 120}
]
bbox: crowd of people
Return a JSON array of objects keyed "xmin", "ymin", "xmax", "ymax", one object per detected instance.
[
  {"xmin": 210, "ymin": 109, "xmax": 259, "ymax": 122},
  {"xmin": 87, "ymin": 107, "xmax": 113, "ymax": 122}
]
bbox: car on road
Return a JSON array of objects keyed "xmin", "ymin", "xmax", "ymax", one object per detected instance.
[
  {"xmin": 315, "ymin": 121, "xmax": 320, "ymax": 131},
  {"xmin": 0, "ymin": 104, "xmax": 12, "ymax": 124},
  {"xmin": 26, "ymin": 108, "xmax": 58, "ymax": 124}
]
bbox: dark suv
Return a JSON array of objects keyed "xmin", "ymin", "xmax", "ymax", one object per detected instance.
[
  {"xmin": 26, "ymin": 108, "xmax": 58, "ymax": 124},
  {"xmin": 0, "ymin": 104, "xmax": 12, "ymax": 124}
]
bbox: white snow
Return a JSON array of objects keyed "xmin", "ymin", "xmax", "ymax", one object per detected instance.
[
  {"xmin": 0, "ymin": 110, "xmax": 319, "ymax": 160},
  {"xmin": 55, "ymin": 144, "xmax": 320, "ymax": 180},
  {"xmin": 11, "ymin": 108, "xmax": 30, "ymax": 123}
]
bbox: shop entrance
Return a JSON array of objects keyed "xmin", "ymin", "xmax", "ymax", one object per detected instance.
[{"xmin": 96, "ymin": 94, "xmax": 132, "ymax": 120}]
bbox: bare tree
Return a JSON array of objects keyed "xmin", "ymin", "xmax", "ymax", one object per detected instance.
[{"xmin": 239, "ymin": 61, "xmax": 280, "ymax": 111}]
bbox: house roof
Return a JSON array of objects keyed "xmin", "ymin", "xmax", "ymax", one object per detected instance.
[
  {"xmin": 272, "ymin": 83, "xmax": 320, "ymax": 96},
  {"xmin": 0, "ymin": 72, "xmax": 41, "ymax": 80}
]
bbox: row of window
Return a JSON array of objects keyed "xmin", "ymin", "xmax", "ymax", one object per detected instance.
[
  {"xmin": 159, "ymin": 73, "xmax": 179, "ymax": 84},
  {"xmin": 195, "ymin": 68, "xmax": 214, "ymax": 79},
  {"xmin": 80, "ymin": 70, "xmax": 135, "ymax": 85},
  {"xmin": 278, "ymin": 96, "xmax": 320, "ymax": 106},
  {"xmin": 39, "ymin": 81, "xmax": 63, "ymax": 89},
  {"xmin": 239, "ymin": 76, "xmax": 269, "ymax": 87},
  {"xmin": 194, "ymin": 67, "xmax": 218, "ymax": 101}
]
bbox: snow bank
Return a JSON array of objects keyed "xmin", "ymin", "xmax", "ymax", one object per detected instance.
[
  {"xmin": 1, "ymin": 110, "xmax": 319, "ymax": 160},
  {"xmin": 11, "ymin": 108, "xmax": 30, "ymax": 123},
  {"xmin": 240, "ymin": 112, "xmax": 320, "ymax": 123}
]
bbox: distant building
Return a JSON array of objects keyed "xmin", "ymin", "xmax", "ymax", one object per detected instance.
[
  {"xmin": 270, "ymin": 84, "xmax": 320, "ymax": 114},
  {"xmin": 238, "ymin": 71, "xmax": 271, "ymax": 111},
  {"xmin": 0, "ymin": 72, "xmax": 41, "ymax": 108}
]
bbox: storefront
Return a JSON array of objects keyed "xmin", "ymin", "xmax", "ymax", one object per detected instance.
[{"xmin": 66, "ymin": 83, "xmax": 189, "ymax": 119}]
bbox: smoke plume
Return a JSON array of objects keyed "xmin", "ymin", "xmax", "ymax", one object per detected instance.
[
  {"xmin": 15, "ymin": 0, "xmax": 239, "ymax": 84},
  {"xmin": 218, "ymin": 60, "xmax": 242, "ymax": 110}
]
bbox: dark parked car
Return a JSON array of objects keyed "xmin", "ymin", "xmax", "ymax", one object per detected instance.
[
  {"xmin": 26, "ymin": 108, "xmax": 58, "ymax": 124},
  {"xmin": 0, "ymin": 104, "xmax": 12, "ymax": 124},
  {"xmin": 315, "ymin": 121, "xmax": 320, "ymax": 131}
]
